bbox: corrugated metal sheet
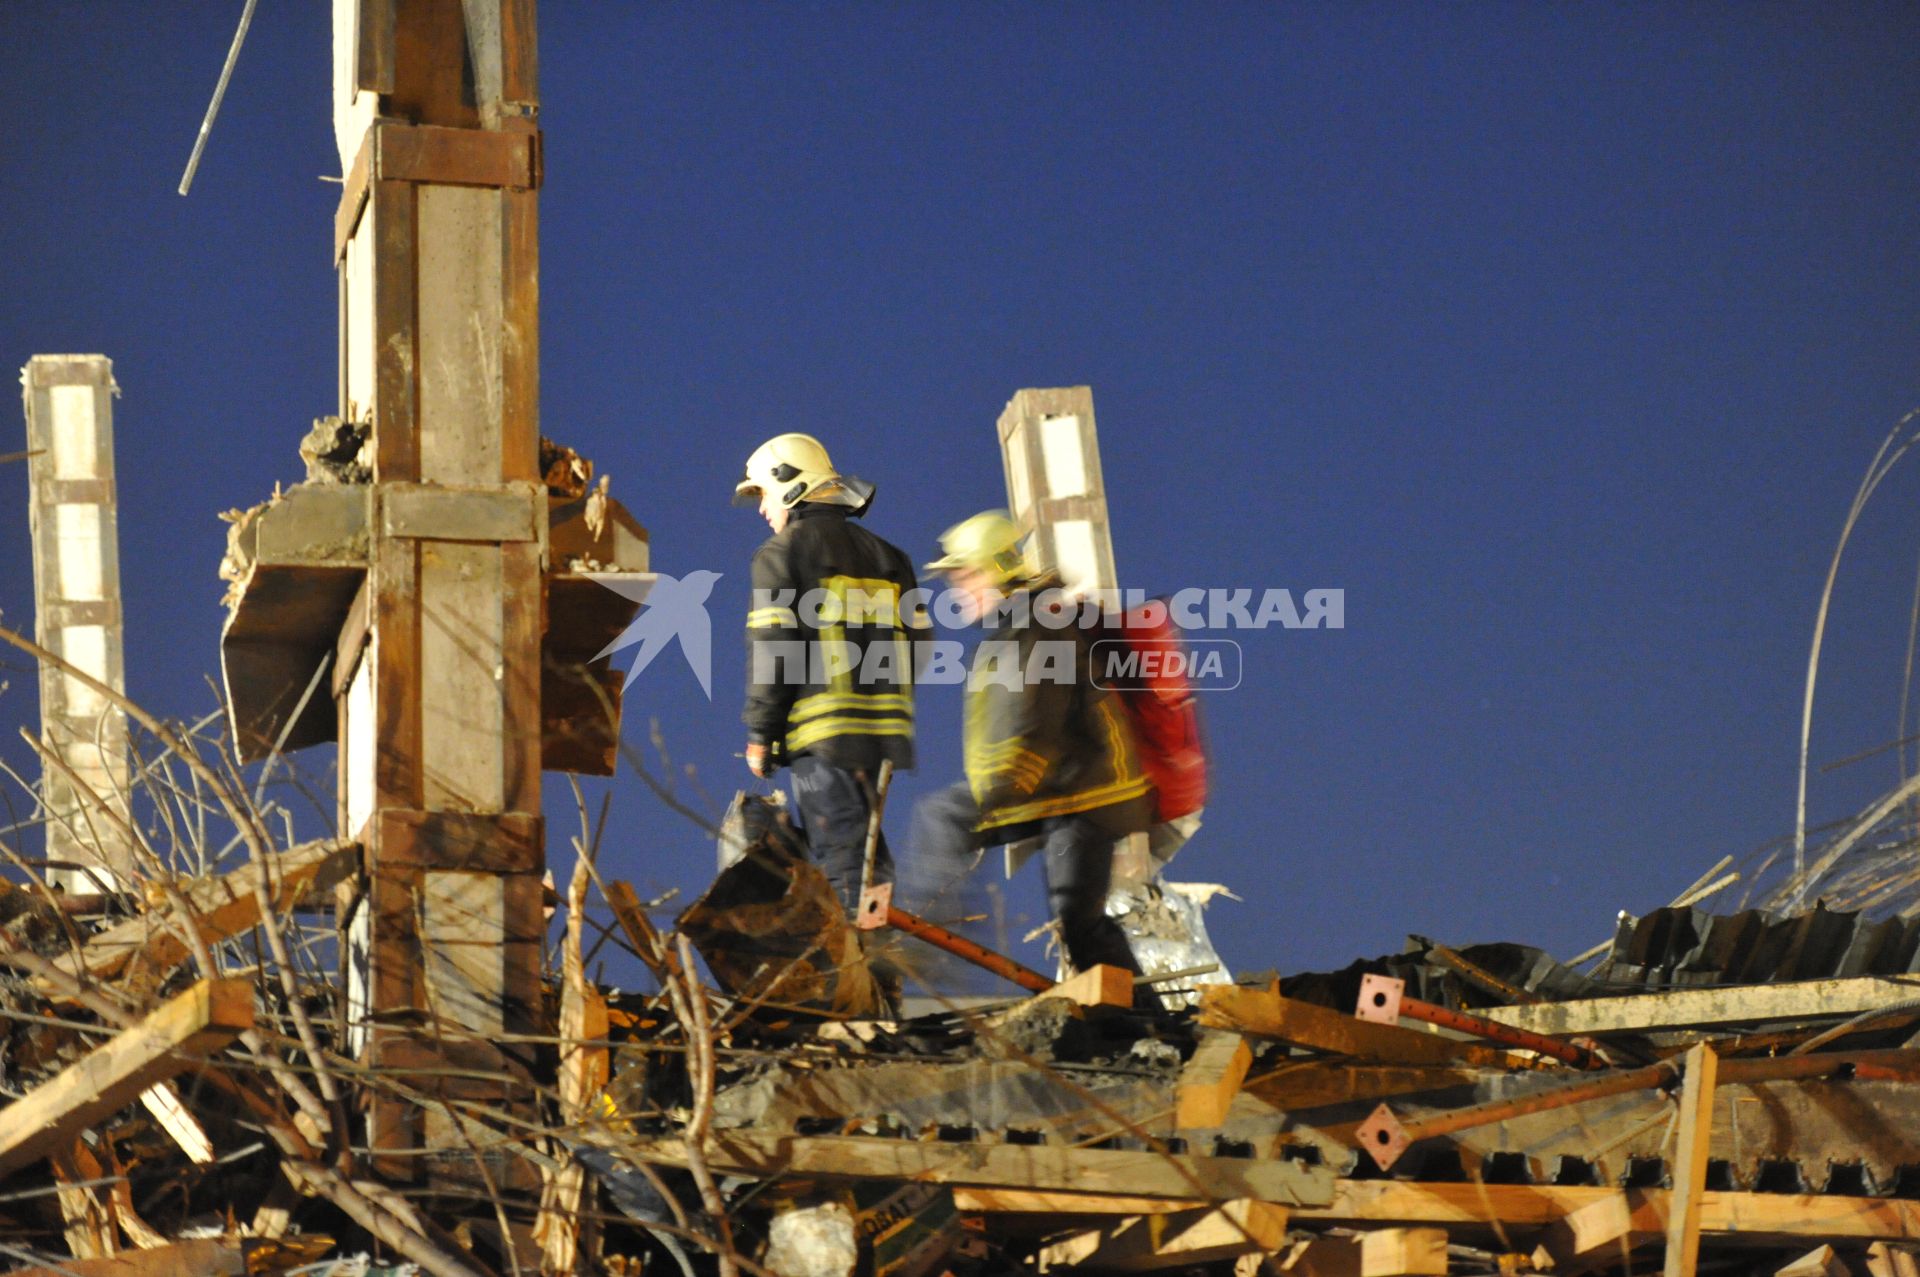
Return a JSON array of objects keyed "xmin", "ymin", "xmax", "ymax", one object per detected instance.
[{"xmin": 1599, "ymin": 902, "xmax": 1920, "ymax": 988}]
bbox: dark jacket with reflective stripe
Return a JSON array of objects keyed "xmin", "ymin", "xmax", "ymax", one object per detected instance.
[
  {"xmin": 964, "ymin": 584, "xmax": 1154, "ymax": 835},
  {"xmin": 743, "ymin": 504, "xmax": 929, "ymax": 771}
]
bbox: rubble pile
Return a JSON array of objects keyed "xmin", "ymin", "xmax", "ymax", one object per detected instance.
[{"xmin": 0, "ymin": 730, "xmax": 1915, "ymax": 1277}]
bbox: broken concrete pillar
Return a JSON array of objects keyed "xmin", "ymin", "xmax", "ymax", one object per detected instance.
[
  {"xmin": 995, "ymin": 387, "xmax": 1152, "ymax": 886},
  {"xmin": 20, "ymin": 356, "xmax": 133, "ymax": 892},
  {"xmin": 995, "ymin": 386, "xmax": 1233, "ymax": 1003}
]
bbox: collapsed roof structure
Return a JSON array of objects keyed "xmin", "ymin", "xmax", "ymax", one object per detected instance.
[{"xmin": 7, "ymin": 3, "xmax": 1920, "ymax": 1276}]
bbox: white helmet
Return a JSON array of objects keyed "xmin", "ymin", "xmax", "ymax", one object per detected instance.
[{"xmin": 732, "ymin": 433, "xmax": 873, "ymax": 512}]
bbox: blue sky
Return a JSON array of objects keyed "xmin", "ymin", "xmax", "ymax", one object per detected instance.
[{"xmin": 3, "ymin": 3, "xmax": 1919, "ymax": 978}]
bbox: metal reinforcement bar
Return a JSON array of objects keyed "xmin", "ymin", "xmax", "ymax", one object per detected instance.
[
  {"xmin": 1355, "ymin": 973, "xmax": 1601, "ymax": 1068},
  {"xmin": 884, "ymin": 906, "xmax": 1055, "ymax": 994},
  {"xmin": 1356, "ymin": 1047, "xmax": 1920, "ymax": 1170}
]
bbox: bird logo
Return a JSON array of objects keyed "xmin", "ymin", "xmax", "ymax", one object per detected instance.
[{"xmin": 593, "ymin": 569, "xmax": 723, "ymax": 699}]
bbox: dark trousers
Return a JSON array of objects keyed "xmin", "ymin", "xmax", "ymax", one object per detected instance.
[
  {"xmin": 790, "ymin": 755, "xmax": 892, "ymax": 916},
  {"xmin": 907, "ymin": 780, "xmax": 1140, "ymax": 975}
]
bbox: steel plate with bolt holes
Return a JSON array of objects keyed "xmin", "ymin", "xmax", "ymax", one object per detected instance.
[
  {"xmin": 1356, "ymin": 972, "xmax": 1405, "ymax": 1025},
  {"xmin": 857, "ymin": 881, "xmax": 893, "ymax": 931},
  {"xmin": 1355, "ymin": 1101, "xmax": 1412, "ymax": 1171}
]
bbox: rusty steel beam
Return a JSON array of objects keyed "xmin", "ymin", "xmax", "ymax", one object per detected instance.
[
  {"xmin": 1356, "ymin": 973, "xmax": 1601, "ymax": 1068},
  {"xmin": 1355, "ymin": 1048, "xmax": 1920, "ymax": 1172},
  {"xmin": 884, "ymin": 903, "xmax": 1055, "ymax": 994}
]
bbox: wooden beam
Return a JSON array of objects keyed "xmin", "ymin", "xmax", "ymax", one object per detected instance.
[
  {"xmin": 1663, "ymin": 1042, "xmax": 1718, "ymax": 1277},
  {"xmin": 48, "ymin": 838, "xmax": 356, "ymax": 988},
  {"xmin": 1178, "ymin": 1031, "xmax": 1253, "ymax": 1128},
  {"xmin": 0, "ymin": 979, "xmax": 251, "ymax": 1177},
  {"xmin": 1776, "ymin": 1245, "xmax": 1849, "ymax": 1277},
  {"xmin": 1297, "ymin": 1181, "xmax": 1920, "ymax": 1241},
  {"xmin": 1038, "ymin": 1200, "xmax": 1289, "ymax": 1272},
  {"xmin": 1868, "ymin": 1244, "xmax": 1920, "ymax": 1277},
  {"xmin": 623, "ymin": 1132, "xmax": 1337, "ymax": 1206},
  {"xmin": 375, "ymin": 122, "xmax": 538, "ymax": 189},
  {"xmin": 1199, "ymin": 982, "xmax": 1530, "ymax": 1069},
  {"xmin": 1480, "ymin": 976, "xmax": 1920, "ymax": 1037},
  {"xmin": 1043, "ymin": 963, "xmax": 1132, "ymax": 1009},
  {"xmin": 1538, "ymin": 1191, "xmax": 1661, "ymax": 1275},
  {"xmin": 954, "ymin": 1189, "xmax": 1197, "ymax": 1216},
  {"xmin": 960, "ymin": 1180, "xmax": 1920, "ymax": 1243},
  {"xmin": 1280, "ymin": 1227, "xmax": 1449, "ymax": 1276}
]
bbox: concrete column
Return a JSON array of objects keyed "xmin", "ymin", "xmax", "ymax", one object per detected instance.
[{"xmin": 21, "ymin": 355, "xmax": 133, "ymax": 892}]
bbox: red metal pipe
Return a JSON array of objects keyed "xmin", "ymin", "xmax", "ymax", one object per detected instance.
[
  {"xmin": 885, "ymin": 906, "xmax": 1055, "ymax": 994},
  {"xmin": 1358, "ymin": 1048, "xmax": 1920, "ymax": 1170},
  {"xmin": 1397, "ymin": 995, "xmax": 1602, "ymax": 1069}
]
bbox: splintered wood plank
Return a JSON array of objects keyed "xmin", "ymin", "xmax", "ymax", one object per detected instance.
[
  {"xmin": 47, "ymin": 838, "xmax": 356, "ymax": 986},
  {"xmin": 1776, "ymin": 1246, "xmax": 1848, "ymax": 1277},
  {"xmin": 1663, "ymin": 1042, "xmax": 1718, "ymax": 1277},
  {"xmin": 1539, "ymin": 1192, "xmax": 1662, "ymax": 1275},
  {"xmin": 0, "ymin": 979, "xmax": 252, "ymax": 1177},
  {"xmin": 1280, "ymin": 1227, "xmax": 1449, "ymax": 1276},
  {"xmin": 1039, "ymin": 1199, "xmax": 1289, "ymax": 1272},
  {"xmin": 538, "ymin": 856, "xmax": 601, "ymax": 1272},
  {"xmin": 1178, "ymin": 1031, "xmax": 1253, "ymax": 1129},
  {"xmin": 1199, "ymin": 982, "xmax": 1524, "ymax": 1069},
  {"xmin": 139, "ymin": 1080, "xmax": 214, "ymax": 1164},
  {"xmin": 49, "ymin": 1142, "xmax": 115, "ymax": 1260},
  {"xmin": 1044, "ymin": 963, "xmax": 1133, "ymax": 1009}
]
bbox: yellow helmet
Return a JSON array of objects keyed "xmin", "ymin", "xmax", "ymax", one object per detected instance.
[
  {"xmin": 732, "ymin": 433, "xmax": 875, "ymax": 512},
  {"xmin": 924, "ymin": 510, "xmax": 1030, "ymax": 585}
]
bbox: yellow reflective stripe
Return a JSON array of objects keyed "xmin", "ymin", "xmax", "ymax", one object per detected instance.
[
  {"xmin": 976, "ymin": 773, "xmax": 1153, "ymax": 829},
  {"xmin": 747, "ymin": 606, "xmax": 799, "ymax": 628},
  {"xmin": 967, "ymin": 740, "xmax": 1030, "ymax": 766},
  {"xmin": 965, "ymin": 739, "xmax": 1049, "ymax": 797},
  {"xmin": 975, "ymin": 737, "xmax": 1052, "ymax": 768},
  {"xmin": 1098, "ymin": 698, "xmax": 1137, "ymax": 782},
  {"xmin": 786, "ymin": 715, "xmax": 915, "ymax": 752},
  {"xmin": 1005, "ymin": 758, "xmax": 1046, "ymax": 793},
  {"xmin": 790, "ymin": 690, "xmax": 913, "ymax": 722},
  {"xmin": 820, "ymin": 575, "xmax": 903, "ymax": 626},
  {"xmin": 967, "ymin": 745, "xmax": 1045, "ymax": 780}
]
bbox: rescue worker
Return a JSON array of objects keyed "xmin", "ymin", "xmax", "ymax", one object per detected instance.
[
  {"xmin": 909, "ymin": 511, "xmax": 1154, "ymax": 974},
  {"xmin": 733, "ymin": 433, "xmax": 929, "ymax": 917}
]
